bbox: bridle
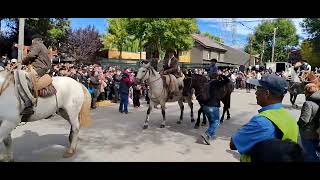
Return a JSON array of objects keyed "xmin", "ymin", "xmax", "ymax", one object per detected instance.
[
  {"xmin": 137, "ymin": 66, "xmax": 164, "ymax": 101},
  {"xmin": 0, "ymin": 70, "xmax": 13, "ymax": 96},
  {"xmin": 138, "ymin": 67, "xmax": 161, "ymax": 85},
  {"xmin": 0, "ymin": 63, "xmax": 20, "ymax": 96}
]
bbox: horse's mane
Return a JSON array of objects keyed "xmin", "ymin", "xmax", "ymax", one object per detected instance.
[{"xmin": 192, "ymin": 74, "xmax": 208, "ymax": 83}]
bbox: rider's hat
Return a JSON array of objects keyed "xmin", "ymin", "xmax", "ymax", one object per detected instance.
[
  {"xmin": 31, "ymin": 34, "xmax": 43, "ymax": 40},
  {"xmin": 210, "ymin": 58, "xmax": 218, "ymax": 62}
]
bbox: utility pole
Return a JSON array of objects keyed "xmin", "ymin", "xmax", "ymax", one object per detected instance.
[
  {"xmin": 249, "ymin": 39, "xmax": 252, "ymax": 66},
  {"xmin": 271, "ymin": 27, "xmax": 277, "ymax": 62},
  {"xmin": 18, "ymin": 18, "xmax": 25, "ymax": 61},
  {"xmin": 260, "ymin": 40, "xmax": 265, "ymax": 64},
  {"xmin": 231, "ymin": 18, "xmax": 237, "ymax": 46}
]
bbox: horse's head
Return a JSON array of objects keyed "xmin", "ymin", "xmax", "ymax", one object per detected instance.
[
  {"xmin": 140, "ymin": 60, "xmax": 151, "ymax": 68},
  {"xmin": 0, "ymin": 69, "xmax": 14, "ymax": 96},
  {"xmin": 0, "ymin": 69, "xmax": 10, "ymax": 84},
  {"xmin": 136, "ymin": 66, "xmax": 151, "ymax": 84}
]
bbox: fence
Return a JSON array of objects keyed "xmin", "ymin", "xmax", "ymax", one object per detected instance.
[{"xmin": 97, "ymin": 58, "xmax": 239, "ymax": 71}]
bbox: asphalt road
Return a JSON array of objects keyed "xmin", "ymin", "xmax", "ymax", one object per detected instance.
[{"xmin": 2, "ymin": 89, "xmax": 305, "ymax": 162}]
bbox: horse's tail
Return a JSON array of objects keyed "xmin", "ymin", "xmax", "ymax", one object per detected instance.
[{"xmin": 79, "ymin": 83, "xmax": 92, "ymax": 127}]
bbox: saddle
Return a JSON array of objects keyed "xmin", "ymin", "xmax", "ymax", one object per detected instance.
[
  {"xmin": 15, "ymin": 69, "xmax": 56, "ymax": 100},
  {"xmin": 162, "ymin": 74, "xmax": 184, "ymax": 99}
]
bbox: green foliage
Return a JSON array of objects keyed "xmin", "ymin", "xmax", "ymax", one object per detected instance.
[
  {"xmin": 126, "ymin": 18, "xmax": 198, "ymax": 58},
  {"xmin": 3, "ymin": 18, "xmax": 70, "ymax": 49},
  {"xmin": 300, "ymin": 40, "xmax": 320, "ymax": 67},
  {"xmin": 201, "ymin": 32, "xmax": 224, "ymax": 43},
  {"xmin": 244, "ymin": 19, "xmax": 299, "ymax": 62}
]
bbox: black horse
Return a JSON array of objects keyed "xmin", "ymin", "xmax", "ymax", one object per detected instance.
[
  {"xmin": 288, "ymin": 81, "xmax": 306, "ymax": 107},
  {"xmin": 183, "ymin": 74, "xmax": 234, "ymax": 129}
]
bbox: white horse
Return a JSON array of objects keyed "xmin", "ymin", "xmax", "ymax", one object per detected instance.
[
  {"xmin": 135, "ymin": 61, "xmax": 194, "ymax": 129},
  {"xmin": 0, "ymin": 69, "xmax": 92, "ymax": 162}
]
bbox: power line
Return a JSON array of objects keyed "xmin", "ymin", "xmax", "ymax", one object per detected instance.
[{"xmin": 237, "ymin": 22, "xmax": 255, "ymax": 31}]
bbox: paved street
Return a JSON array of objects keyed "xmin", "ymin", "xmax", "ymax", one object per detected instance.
[{"xmin": 2, "ymin": 89, "xmax": 305, "ymax": 162}]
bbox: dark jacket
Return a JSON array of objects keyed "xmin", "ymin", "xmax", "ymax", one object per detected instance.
[
  {"xmin": 119, "ymin": 76, "xmax": 133, "ymax": 95},
  {"xmin": 89, "ymin": 75, "xmax": 100, "ymax": 89},
  {"xmin": 203, "ymin": 80, "xmax": 222, "ymax": 107},
  {"xmin": 203, "ymin": 76, "xmax": 230, "ymax": 107},
  {"xmin": 11, "ymin": 45, "xmax": 18, "ymax": 59},
  {"xmin": 298, "ymin": 91, "xmax": 320, "ymax": 140},
  {"xmin": 22, "ymin": 39, "xmax": 51, "ymax": 76},
  {"xmin": 162, "ymin": 56, "xmax": 181, "ymax": 78}
]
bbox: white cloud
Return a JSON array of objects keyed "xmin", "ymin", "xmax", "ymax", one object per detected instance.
[{"xmin": 198, "ymin": 18, "xmax": 307, "ymax": 42}]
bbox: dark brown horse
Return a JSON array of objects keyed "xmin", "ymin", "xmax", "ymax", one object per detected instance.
[{"xmin": 183, "ymin": 74, "xmax": 234, "ymax": 129}]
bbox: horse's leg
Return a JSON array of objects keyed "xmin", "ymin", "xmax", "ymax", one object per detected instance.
[
  {"xmin": 64, "ymin": 111, "xmax": 80, "ymax": 158},
  {"xmin": 177, "ymin": 100, "xmax": 184, "ymax": 124},
  {"xmin": 58, "ymin": 106, "xmax": 80, "ymax": 158},
  {"xmin": 0, "ymin": 120, "xmax": 18, "ymax": 162},
  {"xmin": 293, "ymin": 94, "xmax": 298, "ymax": 108},
  {"xmin": 220, "ymin": 106, "xmax": 226, "ymax": 123},
  {"xmin": 195, "ymin": 106, "xmax": 201, "ymax": 128},
  {"xmin": 187, "ymin": 97, "xmax": 195, "ymax": 122},
  {"xmin": 143, "ymin": 102, "xmax": 153, "ymax": 129},
  {"xmin": 160, "ymin": 104, "xmax": 166, "ymax": 128},
  {"xmin": 227, "ymin": 109, "xmax": 231, "ymax": 120},
  {"xmin": 226, "ymin": 94, "xmax": 231, "ymax": 120},
  {"xmin": 2, "ymin": 133, "xmax": 13, "ymax": 162},
  {"xmin": 202, "ymin": 109, "xmax": 207, "ymax": 126},
  {"xmin": 290, "ymin": 93, "xmax": 295, "ymax": 106}
]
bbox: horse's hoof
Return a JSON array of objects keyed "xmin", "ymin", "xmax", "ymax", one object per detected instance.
[
  {"xmin": 194, "ymin": 125, "xmax": 199, "ymax": 129},
  {"xmin": 177, "ymin": 121, "xmax": 181, "ymax": 124},
  {"xmin": 220, "ymin": 120, "xmax": 224, "ymax": 124},
  {"xmin": 201, "ymin": 123, "xmax": 207, "ymax": 126},
  {"xmin": 191, "ymin": 119, "xmax": 195, "ymax": 123},
  {"xmin": 160, "ymin": 124, "xmax": 165, "ymax": 128},
  {"xmin": 143, "ymin": 125, "xmax": 148, "ymax": 129},
  {"xmin": 227, "ymin": 116, "xmax": 231, "ymax": 120},
  {"xmin": 63, "ymin": 150, "xmax": 75, "ymax": 158}
]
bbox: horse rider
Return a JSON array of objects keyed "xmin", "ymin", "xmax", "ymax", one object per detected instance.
[
  {"xmin": 207, "ymin": 58, "xmax": 219, "ymax": 80},
  {"xmin": 19, "ymin": 34, "xmax": 52, "ymax": 116},
  {"xmin": 295, "ymin": 60, "xmax": 312, "ymax": 76},
  {"xmin": 160, "ymin": 49, "xmax": 184, "ymax": 99}
]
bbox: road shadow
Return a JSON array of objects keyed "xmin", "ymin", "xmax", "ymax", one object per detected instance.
[
  {"xmin": 35, "ymin": 101, "xmax": 246, "ymax": 160},
  {"xmin": 11, "ymin": 130, "xmax": 72, "ymax": 162}
]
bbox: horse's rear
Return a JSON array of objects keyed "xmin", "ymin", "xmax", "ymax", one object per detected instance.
[
  {"xmin": 51, "ymin": 76, "xmax": 91, "ymax": 157},
  {"xmin": 16, "ymin": 75, "xmax": 91, "ymax": 159}
]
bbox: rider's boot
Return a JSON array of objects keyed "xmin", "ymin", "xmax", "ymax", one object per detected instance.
[{"xmin": 20, "ymin": 106, "xmax": 34, "ymax": 115}]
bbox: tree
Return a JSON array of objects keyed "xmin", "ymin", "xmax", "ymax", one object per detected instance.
[
  {"xmin": 301, "ymin": 18, "xmax": 320, "ymax": 67},
  {"xmin": 4, "ymin": 18, "xmax": 70, "ymax": 49},
  {"xmin": 201, "ymin": 32, "xmax": 224, "ymax": 43},
  {"xmin": 103, "ymin": 18, "xmax": 129, "ymax": 59},
  {"xmin": 300, "ymin": 40, "xmax": 320, "ymax": 67},
  {"xmin": 126, "ymin": 18, "xmax": 198, "ymax": 59},
  {"xmin": 244, "ymin": 19, "xmax": 299, "ymax": 62},
  {"xmin": 61, "ymin": 26, "xmax": 103, "ymax": 63},
  {"xmin": 302, "ymin": 18, "xmax": 320, "ymax": 39}
]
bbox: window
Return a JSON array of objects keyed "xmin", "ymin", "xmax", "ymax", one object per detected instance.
[{"xmin": 207, "ymin": 51, "xmax": 211, "ymax": 59}]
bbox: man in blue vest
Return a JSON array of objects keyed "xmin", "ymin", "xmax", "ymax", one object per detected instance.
[{"xmin": 229, "ymin": 74, "xmax": 299, "ymax": 162}]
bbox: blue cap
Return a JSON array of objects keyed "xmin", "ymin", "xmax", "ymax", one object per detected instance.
[{"xmin": 248, "ymin": 74, "xmax": 288, "ymax": 96}]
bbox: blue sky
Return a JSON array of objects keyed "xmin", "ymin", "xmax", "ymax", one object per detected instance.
[
  {"xmin": 1, "ymin": 18, "xmax": 306, "ymax": 49},
  {"xmin": 69, "ymin": 18, "xmax": 307, "ymax": 49},
  {"xmin": 70, "ymin": 18, "xmax": 107, "ymax": 33}
]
